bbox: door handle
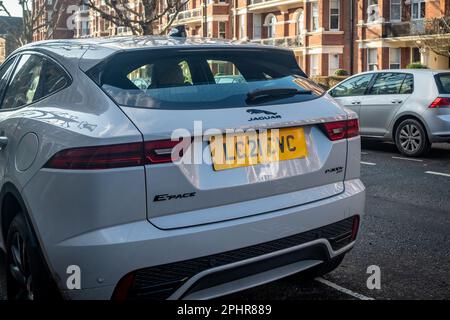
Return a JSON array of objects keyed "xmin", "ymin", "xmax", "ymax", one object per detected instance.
[
  {"xmin": 0, "ymin": 136, "xmax": 8, "ymax": 150},
  {"xmin": 351, "ymin": 101, "xmax": 361, "ymax": 105},
  {"xmin": 391, "ymin": 99, "xmax": 403, "ymax": 104}
]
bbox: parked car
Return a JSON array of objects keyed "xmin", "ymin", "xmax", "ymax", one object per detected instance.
[
  {"xmin": 329, "ymin": 69, "xmax": 450, "ymax": 157},
  {"xmin": 0, "ymin": 37, "xmax": 365, "ymax": 300},
  {"xmin": 214, "ymin": 75, "xmax": 246, "ymax": 84}
]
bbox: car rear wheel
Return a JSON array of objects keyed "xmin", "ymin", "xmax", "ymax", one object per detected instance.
[
  {"xmin": 395, "ymin": 119, "xmax": 431, "ymax": 157},
  {"xmin": 6, "ymin": 213, "xmax": 60, "ymax": 300}
]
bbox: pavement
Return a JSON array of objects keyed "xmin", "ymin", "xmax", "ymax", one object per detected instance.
[{"xmin": 1, "ymin": 140, "xmax": 449, "ymax": 300}]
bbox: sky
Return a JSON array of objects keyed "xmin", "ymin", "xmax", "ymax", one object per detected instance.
[{"xmin": 1, "ymin": 0, "xmax": 23, "ymax": 17}]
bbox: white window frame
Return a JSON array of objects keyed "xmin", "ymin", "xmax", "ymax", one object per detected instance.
[
  {"xmin": 329, "ymin": 54, "xmax": 340, "ymax": 76},
  {"xmin": 389, "ymin": 48, "xmax": 401, "ymax": 69},
  {"xmin": 390, "ymin": 0, "xmax": 401, "ymax": 22},
  {"xmin": 253, "ymin": 13, "xmax": 262, "ymax": 39},
  {"xmin": 265, "ymin": 14, "xmax": 277, "ymax": 38},
  {"xmin": 207, "ymin": 21, "xmax": 213, "ymax": 38},
  {"xmin": 329, "ymin": 0, "xmax": 340, "ymax": 31},
  {"xmin": 368, "ymin": 48, "xmax": 378, "ymax": 71},
  {"xmin": 218, "ymin": 21, "xmax": 226, "ymax": 38},
  {"xmin": 311, "ymin": 2, "xmax": 319, "ymax": 31},
  {"xmin": 296, "ymin": 9, "xmax": 304, "ymax": 35},
  {"xmin": 367, "ymin": 0, "xmax": 379, "ymax": 23},
  {"xmin": 239, "ymin": 14, "xmax": 245, "ymax": 39},
  {"xmin": 310, "ymin": 54, "xmax": 320, "ymax": 76},
  {"xmin": 411, "ymin": 0, "xmax": 425, "ymax": 20}
]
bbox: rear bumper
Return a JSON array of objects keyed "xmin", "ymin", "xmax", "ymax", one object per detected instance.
[
  {"xmin": 422, "ymin": 110, "xmax": 450, "ymax": 142},
  {"xmin": 126, "ymin": 217, "xmax": 357, "ymax": 300},
  {"xmin": 49, "ymin": 179, "xmax": 365, "ymax": 300}
]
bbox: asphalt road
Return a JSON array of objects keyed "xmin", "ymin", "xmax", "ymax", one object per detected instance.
[
  {"xmin": 0, "ymin": 140, "xmax": 449, "ymax": 300},
  {"xmin": 229, "ymin": 140, "xmax": 450, "ymax": 300}
]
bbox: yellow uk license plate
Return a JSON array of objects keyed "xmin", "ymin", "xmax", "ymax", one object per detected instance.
[{"xmin": 210, "ymin": 127, "xmax": 308, "ymax": 171}]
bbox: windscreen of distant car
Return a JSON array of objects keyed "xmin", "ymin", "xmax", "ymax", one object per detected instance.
[
  {"xmin": 87, "ymin": 48, "xmax": 324, "ymax": 109},
  {"xmin": 435, "ymin": 73, "xmax": 450, "ymax": 94}
]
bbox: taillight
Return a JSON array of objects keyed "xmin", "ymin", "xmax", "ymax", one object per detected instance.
[
  {"xmin": 429, "ymin": 97, "xmax": 450, "ymax": 108},
  {"xmin": 144, "ymin": 139, "xmax": 183, "ymax": 164},
  {"xmin": 44, "ymin": 142, "xmax": 144, "ymax": 169},
  {"xmin": 351, "ymin": 215, "xmax": 360, "ymax": 241},
  {"xmin": 44, "ymin": 139, "xmax": 182, "ymax": 169},
  {"xmin": 322, "ymin": 119, "xmax": 359, "ymax": 141}
]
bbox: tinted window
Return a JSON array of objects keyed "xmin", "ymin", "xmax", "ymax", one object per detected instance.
[
  {"xmin": 332, "ymin": 74, "xmax": 373, "ymax": 97},
  {"xmin": 399, "ymin": 74, "xmax": 414, "ymax": 94},
  {"xmin": 41, "ymin": 59, "xmax": 70, "ymax": 96},
  {"xmin": 89, "ymin": 49, "xmax": 323, "ymax": 110},
  {"xmin": 2, "ymin": 54, "xmax": 69, "ymax": 110},
  {"xmin": 435, "ymin": 73, "xmax": 450, "ymax": 94},
  {"xmin": 368, "ymin": 73, "xmax": 408, "ymax": 95},
  {"xmin": 0, "ymin": 58, "xmax": 17, "ymax": 103}
]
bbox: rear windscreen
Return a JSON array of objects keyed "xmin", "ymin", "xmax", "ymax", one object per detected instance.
[
  {"xmin": 435, "ymin": 73, "xmax": 450, "ymax": 94},
  {"xmin": 87, "ymin": 48, "xmax": 324, "ymax": 109}
]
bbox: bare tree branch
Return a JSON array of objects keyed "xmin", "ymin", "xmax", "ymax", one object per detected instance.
[
  {"xmin": 85, "ymin": 0, "xmax": 189, "ymax": 36},
  {"xmin": 413, "ymin": 16, "xmax": 450, "ymax": 58}
]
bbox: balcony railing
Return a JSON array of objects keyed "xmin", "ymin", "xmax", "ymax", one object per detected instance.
[
  {"xmin": 250, "ymin": 0, "xmax": 276, "ymax": 4},
  {"xmin": 251, "ymin": 35, "xmax": 303, "ymax": 48},
  {"xmin": 175, "ymin": 8, "xmax": 202, "ymax": 22}
]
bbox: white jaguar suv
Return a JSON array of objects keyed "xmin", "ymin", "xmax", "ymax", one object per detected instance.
[{"xmin": 0, "ymin": 36, "xmax": 365, "ymax": 300}]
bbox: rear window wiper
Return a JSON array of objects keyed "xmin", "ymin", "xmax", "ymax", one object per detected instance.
[{"xmin": 246, "ymin": 88, "xmax": 313, "ymax": 103}]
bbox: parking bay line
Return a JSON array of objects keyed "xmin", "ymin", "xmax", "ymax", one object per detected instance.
[
  {"xmin": 315, "ymin": 277, "xmax": 375, "ymax": 300},
  {"xmin": 361, "ymin": 161, "xmax": 376, "ymax": 166},
  {"xmin": 425, "ymin": 171, "xmax": 450, "ymax": 178},
  {"xmin": 392, "ymin": 156, "xmax": 423, "ymax": 162}
]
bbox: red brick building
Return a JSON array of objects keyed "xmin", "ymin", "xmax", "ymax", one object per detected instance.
[
  {"xmin": 32, "ymin": 0, "xmax": 450, "ymax": 76},
  {"xmin": 33, "ymin": 0, "xmax": 79, "ymax": 42},
  {"xmin": 356, "ymin": 0, "xmax": 450, "ymax": 72}
]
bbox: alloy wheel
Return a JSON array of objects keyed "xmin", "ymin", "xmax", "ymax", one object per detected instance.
[
  {"xmin": 399, "ymin": 123, "xmax": 422, "ymax": 153},
  {"xmin": 8, "ymin": 231, "xmax": 34, "ymax": 300}
]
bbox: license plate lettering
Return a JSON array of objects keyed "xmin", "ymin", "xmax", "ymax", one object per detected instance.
[{"xmin": 210, "ymin": 127, "xmax": 307, "ymax": 171}]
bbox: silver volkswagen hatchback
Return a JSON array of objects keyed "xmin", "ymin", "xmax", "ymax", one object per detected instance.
[
  {"xmin": 0, "ymin": 37, "xmax": 365, "ymax": 300},
  {"xmin": 329, "ymin": 69, "xmax": 450, "ymax": 157}
]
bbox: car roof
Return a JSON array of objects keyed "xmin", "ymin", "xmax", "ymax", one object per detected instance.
[
  {"xmin": 356, "ymin": 69, "xmax": 449, "ymax": 76},
  {"xmin": 13, "ymin": 35, "xmax": 287, "ymax": 71}
]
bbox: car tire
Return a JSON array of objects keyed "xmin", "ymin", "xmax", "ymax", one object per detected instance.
[
  {"xmin": 395, "ymin": 119, "xmax": 431, "ymax": 157},
  {"xmin": 5, "ymin": 213, "xmax": 60, "ymax": 300}
]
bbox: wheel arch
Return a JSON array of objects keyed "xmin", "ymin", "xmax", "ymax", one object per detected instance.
[
  {"xmin": 391, "ymin": 113, "xmax": 431, "ymax": 143},
  {"xmin": 0, "ymin": 182, "xmax": 36, "ymax": 251}
]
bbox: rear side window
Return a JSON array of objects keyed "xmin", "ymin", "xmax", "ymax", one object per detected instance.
[
  {"xmin": 88, "ymin": 48, "xmax": 323, "ymax": 109},
  {"xmin": 1, "ymin": 54, "xmax": 69, "ymax": 110},
  {"xmin": 331, "ymin": 74, "xmax": 373, "ymax": 97},
  {"xmin": 0, "ymin": 58, "xmax": 17, "ymax": 104},
  {"xmin": 368, "ymin": 73, "xmax": 413, "ymax": 95},
  {"xmin": 399, "ymin": 74, "xmax": 414, "ymax": 94},
  {"xmin": 435, "ymin": 73, "xmax": 450, "ymax": 94}
]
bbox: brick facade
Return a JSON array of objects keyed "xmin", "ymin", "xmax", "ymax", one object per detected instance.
[{"xmin": 31, "ymin": 0, "xmax": 450, "ymax": 76}]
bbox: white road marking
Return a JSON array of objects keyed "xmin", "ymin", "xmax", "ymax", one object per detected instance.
[
  {"xmin": 425, "ymin": 171, "xmax": 450, "ymax": 178},
  {"xmin": 361, "ymin": 161, "xmax": 376, "ymax": 166},
  {"xmin": 315, "ymin": 277, "xmax": 375, "ymax": 300},
  {"xmin": 392, "ymin": 156, "xmax": 423, "ymax": 162},
  {"xmin": 361, "ymin": 152, "xmax": 369, "ymax": 155}
]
